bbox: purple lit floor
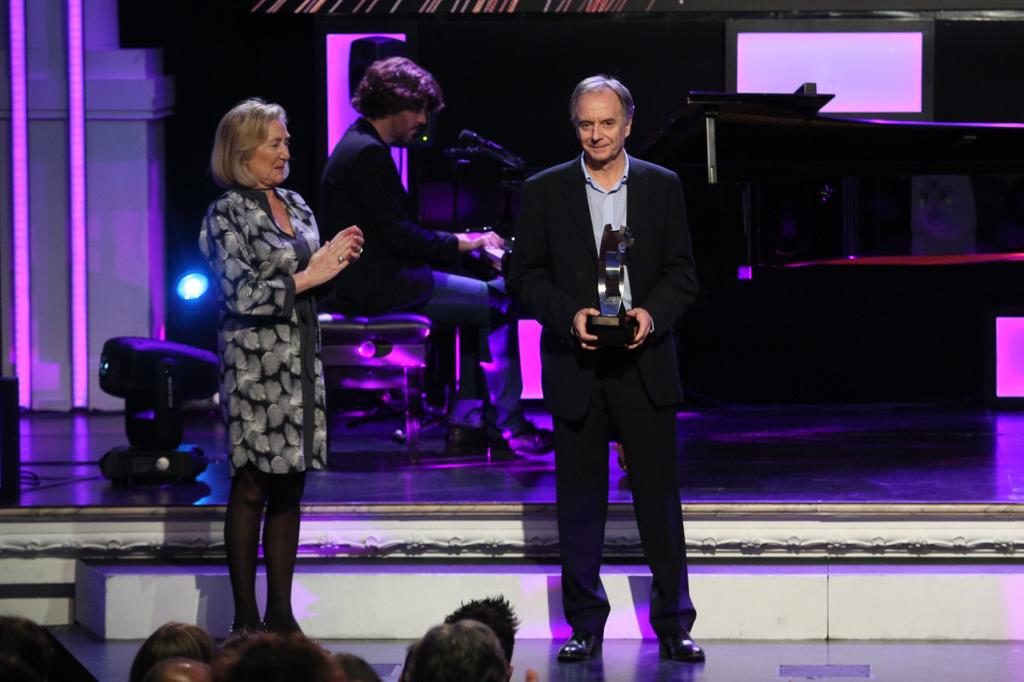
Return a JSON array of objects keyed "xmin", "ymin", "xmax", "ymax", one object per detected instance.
[
  {"xmin": 14, "ymin": 403, "xmax": 1024, "ymax": 507},
  {"xmin": 24, "ymin": 405, "xmax": 1024, "ymax": 682}
]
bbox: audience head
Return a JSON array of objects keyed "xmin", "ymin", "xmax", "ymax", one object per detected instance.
[
  {"xmin": 213, "ymin": 632, "xmax": 341, "ymax": 682},
  {"xmin": 352, "ymin": 57, "xmax": 444, "ymax": 119},
  {"xmin": 129, "ymin": 622, "xmax": 217, "ymax": 682},
  {"xmin": 142, "ymin": 657, "xmax": 213, "ymax": 682},
  {"xmin": 0, "ymin": 653, "xmax": 42, "ymax": 682},
  {"xmin": 444, "ymin": 595, "xmax": 520, "ymax": 663},
  {"xmin": 333, "ymin": 652, "xmax": 381, "ymax": 682},
  {"xmin": 412, "ymin": 620, "xmax": 508, "ymax": 682},
  {"xmin": 0, "ymin": 615, "xmax": 53, "ymax": 682}
]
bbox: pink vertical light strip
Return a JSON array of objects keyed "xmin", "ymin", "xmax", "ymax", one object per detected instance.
[
  {"xmin": 518, "ymin": 320, "xmax": 542, "ymax": 399},
  {"xmin": 9, "ymin": 0, "xmax": 31, "ymax": 406},
  {"xmin": 67, "ymin": 0, "xmax": 88, "ymax": 407}
]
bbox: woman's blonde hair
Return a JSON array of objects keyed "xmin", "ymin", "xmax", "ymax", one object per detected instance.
[{"xmin": 210, "ymin": 98, "xmax": 287, "ymax": 189}]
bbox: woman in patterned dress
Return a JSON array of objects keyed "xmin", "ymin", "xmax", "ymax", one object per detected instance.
[{"xmin": 200, "ymin": 99, "xmax": 364, "ymax": 635}]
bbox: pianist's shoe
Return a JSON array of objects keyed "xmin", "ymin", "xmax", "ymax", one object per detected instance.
[
  {"xmin": 445, "ymin": 424, "xmax": 488, "ymax": 456},
  {"xmin": 489, "ymin": 422, "xmax": 554, "ymax": 455}
]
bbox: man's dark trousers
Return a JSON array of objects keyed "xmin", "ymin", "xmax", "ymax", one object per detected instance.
[{"xmin": 554, "ymin": 349, "xmax": 696, "ymax": 638}]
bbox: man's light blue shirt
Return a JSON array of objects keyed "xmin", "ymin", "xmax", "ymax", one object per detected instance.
[{"xmin": 581, "ymin": 154, "xmax": 632, "ymax": 310}]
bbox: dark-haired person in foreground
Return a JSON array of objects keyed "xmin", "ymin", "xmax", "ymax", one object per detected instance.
[
  {"xmin": 214, "ymin": 632, "xmax": 342, "ymax": 682},
  {"xmin": 413, "ymin": 620, "xmax": 538, "ymax": 682},
  {"xmin": 0, "ymin": 654, "xmax": 41, "ymax": 682},
  {"xmin": 142, "ymin": 657, "xmax": 212, "ymax": 682},
  {"xmin": 444, "ymin": 595, "xmax": 520, "ymax": 667},
  {"xmin": 0, "ymin": 615, "xmax": 53, "ymax": 682},
  {"xmin": 508, "ymin": 75, "xmax": 704, "ymax": 663},
  {"xmin": 129, "ymin": 621, "xmax": 216, "ymax": 682},
  {"xmin": 333, "ymin": 652, "xmax": 382, "ymax": 682},
  {"xmin": 319, "ymin": 56, "xmax": 552, "ymax": 457}
]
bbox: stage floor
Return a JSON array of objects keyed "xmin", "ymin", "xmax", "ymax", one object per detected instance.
[
  {"xmin": 15, "ymin": 405, "xmax": 1024, "ymax": 677},
  {"xmin": 51, "ymin": 626, "xmax": 1024, "ymax": 682},
  {"xmin": 14, "ymin": 403, "xmax": 1024, "ymax": 508}
]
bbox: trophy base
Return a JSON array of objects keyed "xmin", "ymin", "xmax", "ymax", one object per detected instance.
[{"xmin": 586, "ymin": 315, "xmax": 638, "ymax": 347}]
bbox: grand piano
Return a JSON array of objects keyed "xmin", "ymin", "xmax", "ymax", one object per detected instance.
[
  {"xmin": 636, "ymin": 90, "xmax": 1024, "ymax": 403},
  {"xmin": 640, "ymin": 90, "xmax": 1024, "ymax": 284}
]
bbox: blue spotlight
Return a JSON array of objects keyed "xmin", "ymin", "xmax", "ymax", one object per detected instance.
[{"xmin": 175, "ymin": 272, "xmax": 209, "ymax": 301}]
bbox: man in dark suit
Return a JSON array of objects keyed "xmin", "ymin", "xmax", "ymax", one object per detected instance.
[
  {"xmin": 319, "ymin": 57, "xmax": 552, "ymax": 456},
  {"xmin": 508, "ymin": 75, "xmax": 704, "ymax": 663}
]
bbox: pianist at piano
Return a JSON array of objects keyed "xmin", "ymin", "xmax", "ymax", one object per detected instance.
[{"xmin": 318, "ymin": 55, "xmax": 553, "ymax": 456}]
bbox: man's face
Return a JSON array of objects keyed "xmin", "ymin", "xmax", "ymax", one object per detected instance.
[
  {"xmin": 390, "ymin": 109, "xmax": 428, "ymax": 145},
  {"xmin": 575, "ymin": 88, "xmax": 631, "ymax": 168}
]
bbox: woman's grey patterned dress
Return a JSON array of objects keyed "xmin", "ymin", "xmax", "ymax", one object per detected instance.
[{"xmin": 199, "ymin": 187, "xmax": 327, "ymax": 475}]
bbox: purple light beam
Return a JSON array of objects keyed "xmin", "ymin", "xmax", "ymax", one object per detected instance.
[
  {"xmin": 9, "ymin": 0, "xmax": 31, "ymax": 406},
  {"xmin": 68, "ymin": 0, "xmax": 88, "ymax": 407}
]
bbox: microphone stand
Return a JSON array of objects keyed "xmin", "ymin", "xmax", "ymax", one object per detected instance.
[{"xmin": 451, "ymin": 156, "xmax": 470, "ymax": 233}]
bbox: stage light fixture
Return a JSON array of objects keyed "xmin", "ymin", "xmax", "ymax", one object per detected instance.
[
  {"xmin": 175, "ymin": 271, "xmax": 209, "ymax": 301},
  {"xmin": 98, "ymin": 337, "xmax": 218, "ymax": 485}
]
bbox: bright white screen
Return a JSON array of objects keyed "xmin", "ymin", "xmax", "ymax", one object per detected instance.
[{"xmin": 736, "ymin": 32, "xmax": 923, "ymax": 113}]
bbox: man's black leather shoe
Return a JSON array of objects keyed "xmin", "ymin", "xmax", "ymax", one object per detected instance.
[
  {"xmin": 557, "ymin": 631, "xmax": 602, "ymax": 662},
  {"xmin": 658, "ymin": 631, "xmax": 705, "ymax": 662},
  {"xmin": 444, "ymin": 425, "xmax": 487, "ymax": 456}
]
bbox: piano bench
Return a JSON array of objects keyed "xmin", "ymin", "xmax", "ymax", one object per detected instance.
[{"xmin": 318, "ymin": 313, "xmax": 432, "ymax": 454}]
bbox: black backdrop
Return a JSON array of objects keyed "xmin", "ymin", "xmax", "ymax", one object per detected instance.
[{"xmin": 118, "ymin": 3, "xmax": 1024, "ymax": 402}]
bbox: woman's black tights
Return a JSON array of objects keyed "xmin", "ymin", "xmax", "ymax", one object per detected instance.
[{"xmin": 224, "ymin": 465, "xmax": 307, "ymax": 634}]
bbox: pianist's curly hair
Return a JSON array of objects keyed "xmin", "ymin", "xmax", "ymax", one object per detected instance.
[{"xmin": 353, "ymin": 57, "xmax": 445, "ymax": 119}]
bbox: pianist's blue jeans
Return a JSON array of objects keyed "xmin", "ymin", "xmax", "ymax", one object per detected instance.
[{"xmin": 413, "ymin": 271, "xmax": 527, "ymax": 435}]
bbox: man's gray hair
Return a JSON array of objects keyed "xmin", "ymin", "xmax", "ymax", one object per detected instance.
[{"xmin": 569, "ymin": 75, "xmax": 635, "ymax": 124}]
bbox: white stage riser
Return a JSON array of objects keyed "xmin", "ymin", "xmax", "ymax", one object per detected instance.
[
  {"xmin": 75, "ymin": 562, "xmax": 1024, "ymax": 641},
  {"xmin": 0, "ymin": 558, "xmax": 77, "ymax": 626},
  {"xmin": 4, "ymin": 505, "xmax": 1023, "ymax": 632}
]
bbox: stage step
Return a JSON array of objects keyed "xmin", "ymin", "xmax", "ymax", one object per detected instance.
[{"xmin": 75, "ymin": 560, "xmax": 1024, "ymax": 641}]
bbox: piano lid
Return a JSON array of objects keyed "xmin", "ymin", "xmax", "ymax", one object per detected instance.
[
  {"xmin": 687, "ymin": 90, "xmax": 835, "ymax": 117},
  {"xmin": 641, "ymin": 90, "xmax": 1024, "ymax": 182}
]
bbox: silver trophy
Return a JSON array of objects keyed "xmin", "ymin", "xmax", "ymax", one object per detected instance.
[{"xmin": 586, "ymin": 224, "xmax": 637, "ymax": 347}]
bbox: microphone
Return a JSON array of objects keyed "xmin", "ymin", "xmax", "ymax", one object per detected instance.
[{"xmin": 457, "ymin": 129, "xmax": 526, "ymax": 169}]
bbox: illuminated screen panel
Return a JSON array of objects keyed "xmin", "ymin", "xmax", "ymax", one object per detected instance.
[
  {"xmin": 996, "ymin": 317, "xmax": 1024, "ymax": 398},
  {"xmin": 324, "ymin": 33, "xmax": 407, "ymax": 186},
  {"xmin": 728, "ymin": 20, "xmax": 934, "ymax": 118},
  {"xmin": 737, "ymin": 33, "xmax": 921, "ymax": 113}
]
